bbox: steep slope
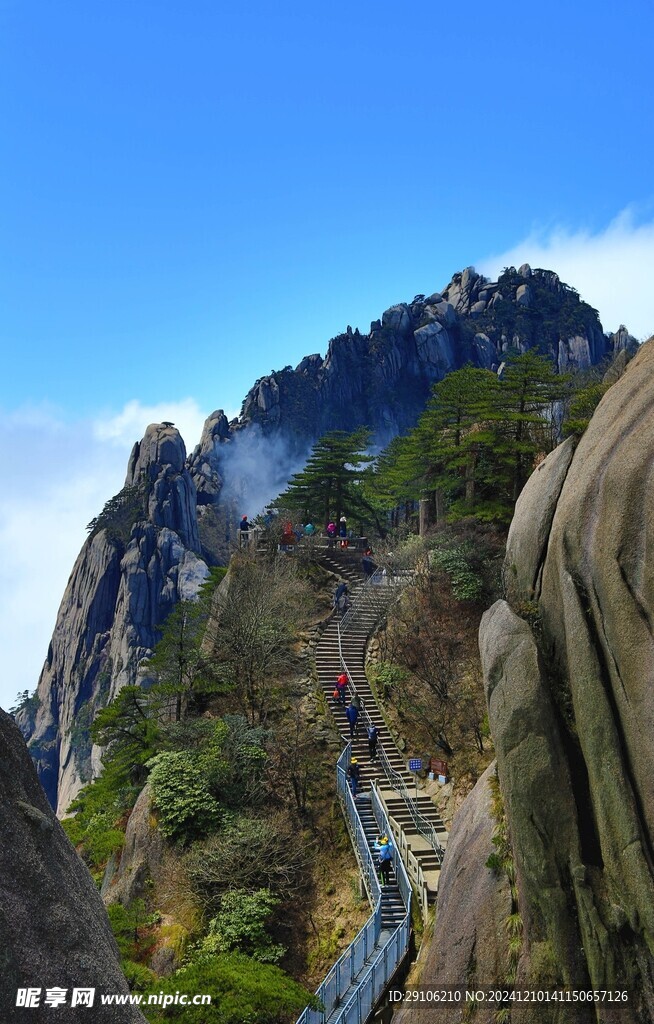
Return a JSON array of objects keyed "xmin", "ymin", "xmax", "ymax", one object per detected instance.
[
  {"xmin": 0, "ymin": 708, "xmax": 146, "ymax": 1022},
  {"xmin": 403, "ymin": 339, "xmax": 654, "ymax": 1022},
  {"xmin": 16, "ymin": 424, "xmax": 208, "ymax": 815},
  {"xmin": 17, "ymin": 266, "xmax": 638, "ymax": 813}
]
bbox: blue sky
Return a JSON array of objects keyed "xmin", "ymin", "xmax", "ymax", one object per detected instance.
[{"xmin": 1, "ymin": 0, "xmax": 653, "ymax": 708}]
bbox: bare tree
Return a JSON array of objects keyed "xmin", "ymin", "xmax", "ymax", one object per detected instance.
[{"xmin": 205, "ymin": 553, "xmax": 311, "ymax": 724}]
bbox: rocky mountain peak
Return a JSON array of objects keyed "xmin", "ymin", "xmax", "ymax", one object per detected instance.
[
  {"xmin": 17, "ymin": 423, "xmax": 208, "ymax": 814},
  {"xmin": 125, "ymin": 421, "xmax": 187, "ymax": 484}
]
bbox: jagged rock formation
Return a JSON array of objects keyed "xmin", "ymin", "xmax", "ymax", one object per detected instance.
[
  {"xmin": 17, "ymin": 424, "xmax": 208, "ymax": 815},
  {"xmin": 185, "ymin": 267, "xmax": 637, "ymax": 511},
  {"xmin": 0, "ymin": 709, "xmax": 146, "ymax": 1022},
  {"xmin": 233, "ymin": 265, "xmax": 634, "ymax": 444}
]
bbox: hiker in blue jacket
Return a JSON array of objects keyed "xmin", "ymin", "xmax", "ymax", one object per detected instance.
[
  {"xmin": 345, "ymin": 702, "xmax": 359, "ymax": 738},
  {"xmin": 374, "ymin": 834, "xmax": 393, "ymax": 885}
]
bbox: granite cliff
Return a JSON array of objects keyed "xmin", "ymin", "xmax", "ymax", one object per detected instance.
[
  {"xmin": 0, "ymin": 708, "xmax": 146, "ymax": 1022},
  {"xmin": 400, "ymin": 339, "xmax": 654, "ymax": 1022},
  {"xmin": 187, "ymin": 265, "xmax": 636, "ymax": 510},
  {"xmin": 234, "ymin": 265, "xmax": 632, "ymax": 439},
  {"xmin": 16, "ymin": 424, "xmax": 209, "ymax": 816}
]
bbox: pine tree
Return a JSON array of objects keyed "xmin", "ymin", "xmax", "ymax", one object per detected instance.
[
  {"xmin": 491, "ymin": 351, "xmax": 571, "ymax": 502},
  {"xmin": 274, "ymin": 428, "xmax": 380, "ymax": 532}
]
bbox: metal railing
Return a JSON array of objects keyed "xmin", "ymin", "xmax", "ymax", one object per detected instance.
[
  {"xmin": 339, "ymin": 568, "xmax": 390, "ymax": 634},
  {"xmin": 296, "ymin": 744, "xmax": 411, "ymax": 1024},
  {"xmin": 376, "ymin": 746, "xmax": 445, "ymax": 863},
  {"xmin": 335, "ymin": 618, "xmax": 445, "ymax": 865}
]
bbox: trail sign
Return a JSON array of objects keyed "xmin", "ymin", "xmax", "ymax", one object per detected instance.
[
  {"xmin": 408, "ymin": 758, "xmax": 422, "ymax": 772},
  {"xmin": 430, "ymin": 758, "xmax": 449, "ymax": 777}
]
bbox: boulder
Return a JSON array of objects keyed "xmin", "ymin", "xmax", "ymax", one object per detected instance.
[
  {"xmin": 394, "ymin": 763, "xmax": 511, "ymax": 1024},
  {"xmin": 0, "ymin": 709, "xmax": 146, "ymax": 1022},
  {"xmin": 478, "ymin": 339, "xmax": 654, "ymax": 1018},
  {"xmin": 381, "ymin": 304, "xmax": 411, "ymax": 333},
  {"xmin": 103, "ymin": 784, "xmax": 164, "ymax": 906},
  {"xmin": 473, "ymin": 332, "xmax": 496, "ymax": 369},
  {"xmin": 413, "ymin": 322, "xmax": 455, "ymax": 375},
  {"xmin": 504, "ymin": 436, "xmax": 577, "ymax": 606},
  {"xmin": 516, "ymin": 283, "xmax": 532, "ymax": 306}
]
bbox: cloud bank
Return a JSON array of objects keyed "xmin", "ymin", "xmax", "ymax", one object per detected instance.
[
  {"xmin": 0, "ymin": 399, "xmax": 208, "ymax": 712},
  {"xmin": 478, "ymin": 207, "xmax": 654, "ymax": 341}
]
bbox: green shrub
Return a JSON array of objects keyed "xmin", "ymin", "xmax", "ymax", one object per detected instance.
[
  {"xmin": 197, "ymin": 889, "xmax": 285, "ymax": 964},
  {"xmin": 123, "ymin": 959, "xmax": 158, "ymax": 992},
  {"xmin": 430, "ymin": 543, "xmax": 484, "ymax": 601},
  {"xmin": 144, "ymin": 953, "xmax": 316, "ymax": 1024},
  {"xmin": 147, "ymin": 751, "xmax": 221, "ymax": 844}
]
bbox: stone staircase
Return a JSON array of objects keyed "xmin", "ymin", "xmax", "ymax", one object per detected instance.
[
  {"xmin": 355, "ymin": 795, "xmax": 406, "ymax": 933},
  {"xmin": 318, "ymin": 551, "xmax": 448, "ymax": 907}
]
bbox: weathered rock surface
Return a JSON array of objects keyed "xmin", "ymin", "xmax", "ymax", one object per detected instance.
[
  {"xmin": 232, "ymin": 266, "xmax": 626, "ymax": 454},
  {"xmin": 476, "ymin": 339, "xmax": 654, "ymax": 1020},
  {"xmin": 0, "ymin": 709, "xmax": 146, "ymax": 1022},
  {"xmin": 395, "ymin": 763, "xmax": 511, "ymax": 1024},
  {"xmin": 17, "ymin": 424, "xmax": 208, "ymax": 815},
  {"xmin": 102, "ymin": 784, "xmax": 164, "ymax": 907}
]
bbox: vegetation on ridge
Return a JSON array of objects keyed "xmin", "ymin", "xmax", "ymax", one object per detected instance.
[{"xmin": 63, "ymin": 551, "xmax": 365, "ymax": 1023}]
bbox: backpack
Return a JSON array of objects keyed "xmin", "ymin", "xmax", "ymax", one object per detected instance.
[{"xmin": 367, "ymin": 726, "xmax": 378, "ymax": 740}]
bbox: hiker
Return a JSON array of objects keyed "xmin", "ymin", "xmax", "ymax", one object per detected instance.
[
  {"xmin": 345, "ymin": 702, "xmax": 359, "ymax": 738},
  {"xmin": 335, "ymin": 672, "xmax": 348, "ymax": 704},
  {"xmin": 280, "ymin": 521, "xmax": 296, "ymax": 549},
  {"xmin": 361, "ymin": 553, "xmax": 376, "ymax": 577},
  {"xmin": 339, "ymin": 515, "xmax": 348, "ymax": 548},
  {"xmin": 304, "ymin": 522, "xmax": 316, "ymax": 536},
  {"xmin": 351, "ymin": 691, "xmax": 362, "ymax": 712},
  {"xmin": 348, "ymin": 757, "xmax": 361, "ymax": 797},
  {"xmin": 333, "ymin": 581, "xmax": 348, "ymax": 608},
  {"xmin": 375, "ymin": 834, "xmax": 393, "ymax": 885},
  {"xmin": 326, "ymin": 521, "xmax": 337, "ymax": 548},
  {"xmin": 239, "ymin": 515, "xmax": 252, "ymax": 547},
  {"xmin": 367, "ymin": 723, "xmax": 379, "ymax": 761}
]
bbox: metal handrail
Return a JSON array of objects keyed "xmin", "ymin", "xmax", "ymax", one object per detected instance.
[
  {"xmin": 376, "ymin": 746, "xmax": 445, "ymax": 862},
  {"xmin": 336, "ymin": 620, "xmax": 445, "ymax": 863},
  {"xmin": 339, "ymin": 568, "xmax": 387, "ymax": 634},
  {"xmin": 296, "ymin": 740, "xmax": 411, "ymax": 1024}
]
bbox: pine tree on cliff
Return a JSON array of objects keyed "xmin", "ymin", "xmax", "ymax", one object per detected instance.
[
  {"xmin": 372, "ymin": 353, "xmax": 570, "ymax": 522},
  {"xmin": 491, "ymin": 351, "xmax": 570, "ymax": 502},
  {"xmin": 275, "ymin": 428, "xmax": 382, "ymax": 532},
  {"xmin": 373, "ymin": 365, "xmax": 500, "ymax": 519}
]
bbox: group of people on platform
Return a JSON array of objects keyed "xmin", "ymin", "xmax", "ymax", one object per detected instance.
[{"xmin": 240, "ymin": 511, "xmax": 376, "ymax": 557}]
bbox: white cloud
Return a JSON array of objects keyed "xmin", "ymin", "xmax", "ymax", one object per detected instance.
[
  {"xmin": 478, "ymin": 207, "xmax": 654, "ymax": 341},
  {"xmin": 93, "ymin": 398, "xmax": 208, "ymax": 454},
  {"xmin": 0, "ymin": 400, "xmax": 208, "ymax": 713}
]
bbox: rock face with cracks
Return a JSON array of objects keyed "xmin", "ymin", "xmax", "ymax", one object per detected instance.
[
  {"xmin": 403, "ymin": 339, "xmax": 654, "ymax": 1022},
  {"xmin": 489, "ymin": 339, "xmax": 654, "ymax": 1020},
  {"xmin": 0, "ymin": 708, "xmax": 146, "ymax": 1022},
  {"xmin": 16, "ymin": 423, "xmax": 208, "ymax": 816}
]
